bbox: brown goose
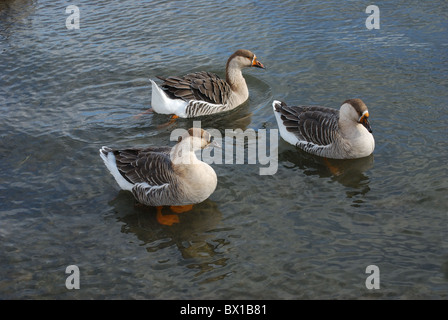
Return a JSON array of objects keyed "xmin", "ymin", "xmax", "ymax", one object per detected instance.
[
  {"xmin": 272, "ymin": 99, "xmax": 375, "ymax": 159},
  {"xmin": 150, "ymin": 49, "xmax": 265, "ymax": 118},
  {"xmin": 99, "ymin": 128, "xmax": 218, "ymax": 225}
]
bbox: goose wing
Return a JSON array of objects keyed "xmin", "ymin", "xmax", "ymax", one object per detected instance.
[
  {"xmin": 157, "ymin": 71, "xmax": 232, "ymax": 105},
  {"xmin": 275, "ymin": 101, "xmax": 339, "ymax": 147},
  {"xmin": 111, "ymin": 146, "xmax": 181, "ymax": 206}
]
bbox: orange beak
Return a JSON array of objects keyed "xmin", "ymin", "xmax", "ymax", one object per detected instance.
[
  {"xmin": 359, "ymin": 112, "xmax": 372, "ymax": 133},
  {"xmin": 251, "ymin": 55, "xmax": 265, "ymax": 69}
]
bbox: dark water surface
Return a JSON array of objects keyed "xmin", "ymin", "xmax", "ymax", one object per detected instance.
[{"xmin": 1, "ymin": 0, "xmax": 447, "ymax": 299}]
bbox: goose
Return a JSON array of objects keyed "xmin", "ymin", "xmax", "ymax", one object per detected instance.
[
  {"xmin": 150, "ymin": 49, "xmax": 265, "ymax": 118},
  {"xmin": 99, "ymin": 128, "xmax": 218, "ymax": 225},
  {"xmin": 272, "ymin": 99, "xmax": 375, "ymax": 159}
]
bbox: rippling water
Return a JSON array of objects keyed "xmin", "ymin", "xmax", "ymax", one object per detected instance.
[{"xmin": 1, "ymin": 0, "xmax": 447, "ymax": 299}]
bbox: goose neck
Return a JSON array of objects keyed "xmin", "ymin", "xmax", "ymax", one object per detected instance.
[{"xmin": 226, "ymin": 61, "xmax": 246, "ymax": 92}]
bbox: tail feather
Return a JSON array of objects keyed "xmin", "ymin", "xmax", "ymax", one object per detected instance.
[
  {"xmin": 150, "ymin": 79, "xmax": 187, "ymax": 117},
  {"xmin": 272, "ymin": 100, "xmax": 300, "ymax": 146},
  {"xmin": 272, "ymin": 100, "xmax": 286, "ymax": 112},
  {"xmin": 99, "ymin": 147, "xmax": 134, "ymax": 191}
]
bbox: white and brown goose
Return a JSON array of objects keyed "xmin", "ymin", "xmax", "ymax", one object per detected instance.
[
  {"xmin": 272, "ymin": 99, "xmax": 375, "ymax": 159},
  {"xmin": 99, "ymin": 128, "xmax": 218, "ymax": 225},
  {"xmin": 150, "ymin": 49, "xmax": 265, "ymax": 118}
]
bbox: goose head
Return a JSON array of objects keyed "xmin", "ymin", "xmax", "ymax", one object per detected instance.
[
  {"xmin": 177, "ymin": 128, "xmax": 218, "ymax": 152},
  {"xmin": 226, "ymin": 49, "xmax": 265, "ymax": 71},
  {"xmin": 339, "ymin": 98, "xmax": 372, "ymax": 133},
  {"xmin": 172, "ymin": 128, "xmax": 218, "ymax": 165}
]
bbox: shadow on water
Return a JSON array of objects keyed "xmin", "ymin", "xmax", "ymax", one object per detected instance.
[
  {"xmin": 108, "ymin": 191, "xmax": 230, "ymax": 282},
  {"xmin": 279, "ymin": 146, "xmax": 374, "ymax": 197}
]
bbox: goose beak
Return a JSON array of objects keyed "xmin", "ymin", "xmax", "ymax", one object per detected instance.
[
  {"xmin": 251, "ymin": 56, "xmax": 265, "ymax": 69},
  {"xmin": 359, "ymin": 112, "xmax": 372, "ymax": 133}
]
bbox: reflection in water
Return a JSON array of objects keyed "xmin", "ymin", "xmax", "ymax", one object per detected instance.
[
  {"xmin": 109, "ymin": 191, "xmax": 230, "ymax": 282},
  {"xmin": 279, "ymin": 147, "xmax": 374, "ymax": 202},
  {"xmin": 0, "ymin": 0, "xmax": 35, "ymax": 14},
  {"xmin": 0, "ymin": 0, "xmax": 36, "ymax": 38},
  {"xmin": 150, "ymin": 100, "xmax": 254, "ymax": 133},
  {"xmin": 442, "ymin": 258, "xmax": 448, "ymax": 281}
]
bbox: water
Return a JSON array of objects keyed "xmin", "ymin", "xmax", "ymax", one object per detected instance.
[{"xmin": 0, "ymin": 0, "xmax": 447, "ymax": 299}]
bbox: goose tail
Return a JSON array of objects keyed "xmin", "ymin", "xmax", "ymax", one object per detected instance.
[
  {"xmin": 99, "ymin": 147, "xmax": 134, "ymax": 192},
  {"xmin": 272, "ymin": 100, "xmax": 300, "ymax": 147},
  {"xmin": 272, "ymin": 100, "xmax": 286, "ymax": 112},
  {"xmin": 150, "ymin": 79, "xmax": 188, "ymax": 117}
]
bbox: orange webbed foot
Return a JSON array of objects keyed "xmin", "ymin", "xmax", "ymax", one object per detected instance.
[
  {"xmin": 324, "ymin": 157, "xmax": 342, "ymax": 176},
  {"xmin": 169, "ymin": 204, "xmax": 194, "ymax": 214},
  {"xmin": 134, "ymin": 107, "xmax": 154, "ymax": 119},
  {"xmin": 156, "ymin": 206, "xmax": 180, "ymax": 226},
  {"xmin": 157, "ymin": 114, "xmax": 179, "ymax": 129}
]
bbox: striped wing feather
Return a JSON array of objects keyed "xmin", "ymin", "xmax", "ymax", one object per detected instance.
[
  {"xmin": 110, "ymin": 147, "xmax": 180, "ymax": 206},
  {"xmin": 157, "ymin": 71, "xmax": 231, "ymax": 105},
  {"xmin": 278, "ymin": 103, "xmax": 339, "ymax": 147}
]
